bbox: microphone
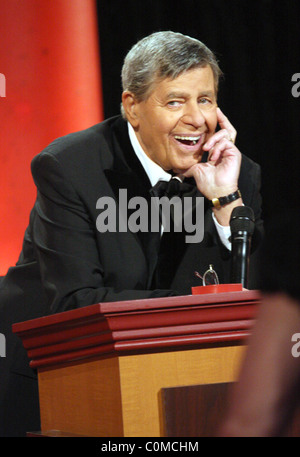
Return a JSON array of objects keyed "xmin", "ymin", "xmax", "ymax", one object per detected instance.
[{"xmin": 230, "ymin": 206, "xmax": 255, "ymax": 288}]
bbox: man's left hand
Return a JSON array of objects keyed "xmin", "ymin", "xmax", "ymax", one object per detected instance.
[{"xmin": 183, "ymin": 107, "xmax": 241, "ymax": 201}]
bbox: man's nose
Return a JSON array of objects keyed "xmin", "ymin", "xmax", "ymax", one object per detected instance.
[{"xmin": 181, "ymin": 102, "xmax": 206, "ymax": 128}]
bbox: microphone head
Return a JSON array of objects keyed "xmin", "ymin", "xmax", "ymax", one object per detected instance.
[{"xmin": 230, "ymin": 206, "xmax": 255, "ymax": 235}]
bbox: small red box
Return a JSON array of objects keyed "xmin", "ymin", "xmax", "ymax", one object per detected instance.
[{"xmin": 191, "ymin": 283, "xmax": 243, "ymax": 294}]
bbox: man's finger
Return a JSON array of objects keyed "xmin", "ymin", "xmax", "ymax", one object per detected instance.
[
  {"xmin": 203, "ymin": 129, "xmax": 234, "ymax": 151},
  {"xmin": 217, "ymin": 107, "xmax": 237, "ymax": 143}
]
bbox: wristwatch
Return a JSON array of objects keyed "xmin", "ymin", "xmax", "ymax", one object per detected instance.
[{"xmin": 210, "ymin": 189, "xmax": 242, "ymax": 208}]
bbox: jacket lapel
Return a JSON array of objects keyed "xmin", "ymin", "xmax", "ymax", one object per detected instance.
[{"xmin": 104, "ymin": 118, "xmax": 160, "ymax": 288}]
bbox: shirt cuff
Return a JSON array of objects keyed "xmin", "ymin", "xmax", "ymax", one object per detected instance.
[{"xmin": 211, "ymin": 212, "xmax": 232, "ymax": 251}]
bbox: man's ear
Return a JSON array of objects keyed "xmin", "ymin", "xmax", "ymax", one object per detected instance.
[{"xmin": 122, "ymin": 91, "xmax": 140, "ymax": 127}]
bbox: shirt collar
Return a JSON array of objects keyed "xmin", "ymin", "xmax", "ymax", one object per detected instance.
[{"xmin": 127, "ymin": 122, "xmax": 172, "ymax": 187}]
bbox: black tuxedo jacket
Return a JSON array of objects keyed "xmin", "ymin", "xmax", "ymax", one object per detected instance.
[{"xmin": 0, "ymin": 115, "xmax": 263, "ymax": 435}]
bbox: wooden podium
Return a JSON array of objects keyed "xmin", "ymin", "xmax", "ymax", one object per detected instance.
[{"xmin": 13, "ymin": 290, "xmax": 260, "ymax": 437}]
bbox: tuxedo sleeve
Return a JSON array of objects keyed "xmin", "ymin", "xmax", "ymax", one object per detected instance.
[{"xmin": 31, "ymin": 151, "xmax": 175, "ymax": 313}]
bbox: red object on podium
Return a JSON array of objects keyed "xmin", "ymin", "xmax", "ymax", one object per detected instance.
[{"xmin": 192, "ymin": 283, "xmax": 243, "ymax": 294}]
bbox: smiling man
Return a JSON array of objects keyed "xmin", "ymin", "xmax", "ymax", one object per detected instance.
[
  {"xmin": 0, "ymin": 31, "xmax": 263, "ymax": 436},
  {"xmin": 121, "ymin": 32, "xmax": 252, "ymax": 232}
]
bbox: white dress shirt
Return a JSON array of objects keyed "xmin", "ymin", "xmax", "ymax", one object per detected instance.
[{"xmin": 127, "ymin": 122, "xmax": 231, "ymax": 250}]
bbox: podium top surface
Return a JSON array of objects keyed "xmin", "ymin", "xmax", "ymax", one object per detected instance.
[
  {"xmin": 13, "ymin": 290, "xmax": 260, "ymax": 333},
  {"xmin": 12, "ymin": 291, "xmax": 260, "ymax": 369}
]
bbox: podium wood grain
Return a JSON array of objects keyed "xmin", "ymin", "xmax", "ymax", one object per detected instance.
[{"xmin": 38, "ymin": 345, "xmax": 245, "ymax": 436}]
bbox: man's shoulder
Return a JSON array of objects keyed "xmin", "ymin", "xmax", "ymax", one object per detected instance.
[
  {"xmin": 38, "ymin": 116, "xmax": 123, "ymax": 156},
  {"xmin": 241, "ymin": 153, "xmax": 260, "ymax": 170},
  {"xmin": 31, "ymin": 115, "xmax": 126, "ymax": 170},
  {"xmin": 240, "ymin": 153, "xmax": 261, "ymax": 182}
]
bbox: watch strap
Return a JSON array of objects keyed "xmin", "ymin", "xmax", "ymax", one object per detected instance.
[{"xmin": 210, "ymin": 189, "xmax": 242, "ymax": 208}]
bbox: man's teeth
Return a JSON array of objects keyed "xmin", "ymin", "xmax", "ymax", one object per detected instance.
[{"xmin": 174, "ymin": 135, "xmax": 201, "ymax": 145}]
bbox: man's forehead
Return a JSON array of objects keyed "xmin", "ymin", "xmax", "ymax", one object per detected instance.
[
  {"xmin": 155, "ymin": 68, "xmax": 216, "ymax": 96},
  {"xmin": 142, "ymin": 66, "xmax": 217, "ymax": 102}
]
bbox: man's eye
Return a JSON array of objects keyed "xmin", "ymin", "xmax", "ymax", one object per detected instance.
[
  {"xmin": 167, "ymin": 100, "xmax": 182, "ymax": 107},
  {"xmin": 199, "ymin": 98, "xmax": 211, "ymax": 104}
]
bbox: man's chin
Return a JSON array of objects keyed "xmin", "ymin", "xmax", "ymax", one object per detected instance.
[
  {"xmin": 172, "ymin": 168, "xmax": 188, "ymax": 175},
  {"xmin": 172, "ymin": 160, "xmax": 201, "ymax": 176},
  {"xmin": 167, "ymin": 152, "xmax": 203, "ymax": 175}
]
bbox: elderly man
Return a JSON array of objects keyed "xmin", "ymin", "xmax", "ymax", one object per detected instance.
[{"xmin": 0, "ymin": 31, "xmax": 263, "ymax": 436}]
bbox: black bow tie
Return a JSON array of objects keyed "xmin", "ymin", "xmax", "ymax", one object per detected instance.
[{"xmin": 150, "ymin": 177, "xmax": 196, "ymax": 199}]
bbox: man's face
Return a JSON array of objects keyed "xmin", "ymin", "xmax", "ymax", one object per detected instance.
[{"xmin": 127, "ymin": 66, "xmax": 218, "ymax": 173}]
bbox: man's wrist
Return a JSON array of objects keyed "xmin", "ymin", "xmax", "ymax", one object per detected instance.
[{"xmin": 210, "ymin": 189, "xmax": 242, "ymax": 208}]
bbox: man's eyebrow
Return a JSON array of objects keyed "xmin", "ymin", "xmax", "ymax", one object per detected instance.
[
  {"xmin": 166, "ymin": 91, "xmax": 189, "ymax": 99},
  {"xmin": 166, "ymin": 90, "xmax": 215, "ymax": 99},
  {"xmin": 200, "ymin": 90, "xmax": 215, "ymax": 98}
]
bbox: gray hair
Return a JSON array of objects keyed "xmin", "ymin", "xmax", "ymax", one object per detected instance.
[{"xmin": 121, "ymin": 31, "xmax": 222, "ymax": 118}]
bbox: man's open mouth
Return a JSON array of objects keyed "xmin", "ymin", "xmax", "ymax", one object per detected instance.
[{"xmin": 174, "ymin": 135, "xmax": 201, "ymax": 146}]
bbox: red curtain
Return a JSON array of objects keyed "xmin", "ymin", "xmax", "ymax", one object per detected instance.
[{"xmin": 0, "ymin": 0, "xmax": 103, "ymax": 274}]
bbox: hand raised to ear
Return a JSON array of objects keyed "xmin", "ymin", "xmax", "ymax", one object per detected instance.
[
  {"xmin": 203, "ymin": 107, "xmax": 237, "ymax": 155},
  {"xmin": 184, "ymin": 108, "xmax": 241, "ymax": 201}
]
